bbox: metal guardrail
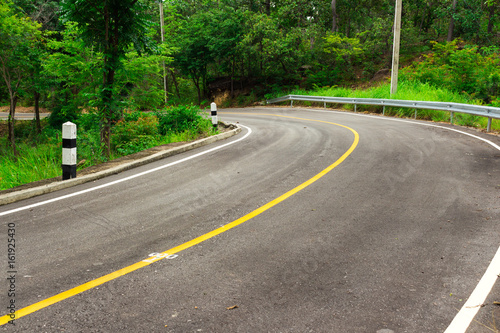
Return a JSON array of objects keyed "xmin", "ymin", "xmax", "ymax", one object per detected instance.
[{"xmin": 267, "ymin": 94, "xmax": 500, "ymax": 132}]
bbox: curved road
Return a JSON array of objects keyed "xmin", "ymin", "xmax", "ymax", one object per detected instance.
[{"xmin": 1, "ymin": 108, "xmax": 499, "ymax": 332}]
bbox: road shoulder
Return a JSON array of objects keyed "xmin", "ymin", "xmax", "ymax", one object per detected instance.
[{"xmin": 0, "ymin": 123, "xmax": 240, "ymax": 206}]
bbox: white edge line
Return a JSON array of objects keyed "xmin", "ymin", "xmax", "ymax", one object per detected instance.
[
  {"xmin": 304, "ymin": 107, "xmax": 500, "ymax": 333},
  {"xmin": 0, "ymin": 125, "xmax": 252, "ymax": 217},
  {"xmin": 4, "ymin": 109, "xmax": 500, "ymax": 331},
  {"xmin": 307, "ymin": 108, "xmax": 500, "ymax": 151},
  {"xmin": 444, "ymin": 246, "xmax": 500, "ymax": 333}
]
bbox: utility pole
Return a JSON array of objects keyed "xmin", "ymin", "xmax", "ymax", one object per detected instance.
[
  {"xmin": 390, "ymin": 0, "xmax": 402, "ymax": 96},
  {"xmin": 159, "ymin": 0, "xmax": 167, "ymax": 105}
]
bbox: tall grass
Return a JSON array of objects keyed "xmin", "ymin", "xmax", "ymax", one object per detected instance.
[
  {"xmin": 0, "ymin": 137, "xmax": 62, "ymax": 189},
  {"xmin": 276, "ymin": 80, "xmax": 499, "ymax": 131},
  {"xmin": 0, "ymin": 107, "xmax": 216, "ymax": 190}
]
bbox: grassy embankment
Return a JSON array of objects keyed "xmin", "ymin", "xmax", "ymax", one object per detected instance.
[
  {"xmin": 271, "ymin": 80, "xmax": 500, "ymax": 132},
  {"xmin": 0, "ymin": 106, "xmax": 216, "ymax": 190}
]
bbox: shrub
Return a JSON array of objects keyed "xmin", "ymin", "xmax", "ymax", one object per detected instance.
[
  {"xmin": 400, "ymin": 40, "xmax": 500, "ymax": 105},
  {"xmin": 156, "ymin": 105, "xmax": 210, "ymax": 135},
  {"xmin": 111, "ymin": 113, "xmax": 158, "ymax": 153}
]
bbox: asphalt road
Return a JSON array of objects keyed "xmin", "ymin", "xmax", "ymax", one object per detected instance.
[
  {"xmin": 1, "ymin": 108, "xmax": 499, "ymax": 332},
  {"xmin": 0, "ymin": 112, "xmax": 50, "ymax": 120}
]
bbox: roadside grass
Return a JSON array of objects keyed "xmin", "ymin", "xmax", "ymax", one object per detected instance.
[
  {"xmin": 0, "ymin": 107, "xmax": 216, "ymax": 190},
  {"xmin": 269, "ymin": 80, "xmax": 499, "ymax": 132},
  {"xmin": 0, "ymin": 136, "xmax": 62, "ymax": 190}
]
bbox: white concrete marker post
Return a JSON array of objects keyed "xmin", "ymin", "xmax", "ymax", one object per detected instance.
[
  {"xmin": 211, "ymin": 102, "xmax": 218, "ymax": 129},
  {"xmin": 62, "ymin": 122, "xmax": 77, "ymax": 180}
]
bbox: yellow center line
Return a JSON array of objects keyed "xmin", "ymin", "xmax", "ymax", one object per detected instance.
[{"xmin": 0, "ymin": 114, "xmax": 359, "ymax": 326}]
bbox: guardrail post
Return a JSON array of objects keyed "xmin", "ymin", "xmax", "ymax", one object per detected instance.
[
  {"xmin": 291, "ymin": 100, "xmax": 293, "ymax": 108},
  {"xmin": 62, "ymin": 121, "xmax": 77, "ymax": 180},
  {"xmin": 211, "ymin": 102, "xmax": 217, "ymax": 129},
  {"xmin": 383, "ymin": 106, "xmax": 386, "ymax": 115},
  {"xmin": 450, "ymin": 112, "xmax": 454, "ymax": 124},
  {"xmin": 354, "ymin": 104, "xmax": 357, "ymax": 112},
  {"xmin": 487, "ymin": 117, "xmax": 492, "ymax": 132}
]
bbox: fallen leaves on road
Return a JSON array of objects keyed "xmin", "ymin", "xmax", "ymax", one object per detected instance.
[{"xmin": 226, "ymin": 305, "xmax": 239, "ymax": 310}]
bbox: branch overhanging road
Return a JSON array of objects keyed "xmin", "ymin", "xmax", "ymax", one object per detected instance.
[{"xmin": 0, "ymin": 108, "xmax": 499, "ymax": 332}]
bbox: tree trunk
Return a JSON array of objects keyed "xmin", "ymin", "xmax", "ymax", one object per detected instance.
[
  {"xmin": 331, "ymin": 0, "xmax": 337, "ymax": 32},
  {"xmin": 34, "ymin": 91, "xmax": 41, "ymax": 135},
  {"xmin": 101, "ymin": 65, "xmax": 115, "ymax": 159},
  {"xmin": 279, "ymin": 59, "xmax": 288, "ymax": 74},
  {"xmin": 447, "ymin": 0, "xmax": 457, "ymax": 41},
  {"xmin": 100, "ymin": 5, "xmax": 112, "ymax": 159},
  {"xmin": 487, "ymin": 5, "xmax": 495, "ymax": 34},
  {"xmin": 8, "ymin": 95, "xmax": 18, "ymax": 156},
  {"xmin": 345, "ymin": 7, "xmax": 351, "ymax": 37},
  {"xmin": 259, "ymin": 41, "xmax": 263, "ymax": 75},
  {"xmin": 191, "ymin": 73, "xmax": 202, "ymax": 105},
  {"xmin": 169, "ymin": 69, "xmax": 180, "ymax": 99},
  {"xmin": 231, "ymin": 57, "xmax": 235, "ymax": 99},
  {"xmin": 418, "ymin": 7, "xmax": 426, "ymax": 31}
]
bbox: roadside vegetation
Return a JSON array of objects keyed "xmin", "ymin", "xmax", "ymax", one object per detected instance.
[
  {"xmin": 272, "ymin": 80, "xmax": 499, "ymax": 131},
  {"xmin": 1, "ymin": 0, "xmax": 499, "ymax": 190},
  {"xmin": 267, "ymin": 39, "xmax": 500, "ymax": 131},
  {"xmin": 0, "ymin": 106, "xmax": 215, "ymax": 190}
]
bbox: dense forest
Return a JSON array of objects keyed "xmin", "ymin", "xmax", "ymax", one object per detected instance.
[{"xmin": 1, "ymin": 0, "xmax": 499, "ymax": 187}]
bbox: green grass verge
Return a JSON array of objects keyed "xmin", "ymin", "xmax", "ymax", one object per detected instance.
[
  {"xmin": 0, "ymin": 108, "xmax": 217, "ymax": 190},
  {"xmin": 270, "ymin": 80, "xmax": 499, "ymax": 132},
  {"xmin": 0, "ymin": 138, "xmax": 62, "ymax": 190}
]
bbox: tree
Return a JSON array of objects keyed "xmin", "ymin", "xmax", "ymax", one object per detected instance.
[
  {"xmin": 208, "ymin": 7, "xmax": 245, "ymax": 98},
  {"xmin": 0, "ymin": 0, "xmax": 41, "ymax": 155},
  {"xmin": 42, "ymin": 21, "xmax": 101, "ymax": 127},
  {"xmin": 60, "ymin": 0, "xmax": 156, "ymax": 158},
  {"xmin": 15, "ymin": 0, "xmax": 61, "ymax": 134},
  {"xmin": 173, "ymin": 10, "xmax": 215, "ymax": 104},
  {"xmin": 331, "ymin": 0, "xmax": 337, "ymax": 32},
  {"xmin": 486, "ymin": 0, "xmax": 497, "ymax": 34},
  {"xmin": 26, "ymin": 34, "xmax": 47, "ymax": 135},
  {"xmin": 14, "ymin": 0, "xmax": 60, "ymax": 31}
]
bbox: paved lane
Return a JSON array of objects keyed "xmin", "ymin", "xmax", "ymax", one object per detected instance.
[
  {"xmin": 0, "ymin": 112, "xmax": 50, "ymax": 120},
  {"xmin": 1, "ymin": 108, "xmax": 499, "ymax": 332}
]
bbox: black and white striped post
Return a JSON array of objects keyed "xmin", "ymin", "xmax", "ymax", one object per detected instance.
[
  {"xmin": 211, "ymin": 102, "xmax": 217, "ymax": 129},
  {"xmin": 62, "ymin": 121, "xmax": 77, "ymax": 180}
]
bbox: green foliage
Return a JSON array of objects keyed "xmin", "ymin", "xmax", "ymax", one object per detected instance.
[
  {"xmin": 0, "ymin": 135, "xmax": 61, "ymax": 189},
  {"xmin": 0, "ymin": 104, "xmax": 218, "ymax": 189},
  {"xmin": 321, "ymin": 33, "xmax": 363, "ymax": 63},
  {"xmin": 42, "ymin": 21, "xmax": 101, "ymax": 113},
  {"xmin": 283, "ymin": 80, "xmax": 498, "ymax": 131},
  {"xmin": 156, "ymin": 105, "xmax": 211, "ymax": 135},
  {"xmin": 60, "ymin": 0, "xmax": 158, "ymax": 157},
  {"xmin": 401, "ymin": 40, "xmax": 500, "ymax": 104},
  {"xmin": 121, "ymin": 50, "xmax": 167, "ymax": 111},
  {"xmin": 111, "ymin": 112, "xmax": 157, "ymax": 153},
  {"xmin": 0, "ymin": 0, "xmax": 43, "ymax": 154},
  {"xmin": 3, "ymin": 0, "xmax": 500, "ymax": 189}
]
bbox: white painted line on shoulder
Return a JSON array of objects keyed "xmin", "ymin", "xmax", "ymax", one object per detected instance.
[
  {"xmin": 0, "ymin": 125, "xmax": 252, "ymax": 217},
  {"xmin": 310, "ymin": 108, "xmax": 500, "ymax": 151},
  {"xmin": 444, "ymin": 246, "xmax": 500, "ymax": 333}
]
